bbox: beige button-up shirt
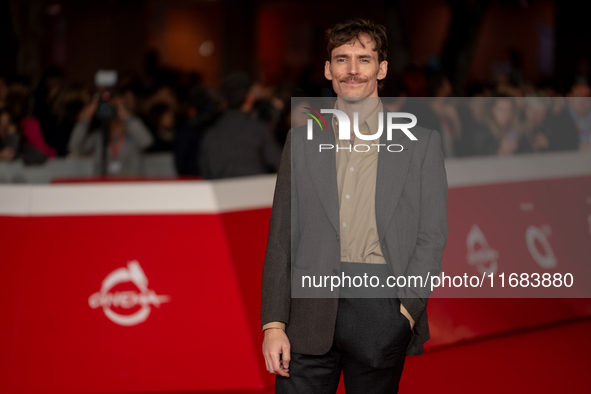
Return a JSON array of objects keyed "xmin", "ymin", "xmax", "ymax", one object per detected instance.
[
  {"xmin": 262, "ymin": 100, "xmax": 386, "ymax": 332},
  {"xmin": 333, "ymin": 100, "xmax": 386, "ymax": 265}
]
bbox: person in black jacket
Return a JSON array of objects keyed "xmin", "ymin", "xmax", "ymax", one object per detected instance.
[{"xmin": 198, "ymin": 71, "xmax": 282, "ymax": 179}]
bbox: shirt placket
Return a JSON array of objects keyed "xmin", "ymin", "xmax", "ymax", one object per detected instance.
[{"xmin": 339, "ymin": 123, "xmax": 368, "ymax": 262}]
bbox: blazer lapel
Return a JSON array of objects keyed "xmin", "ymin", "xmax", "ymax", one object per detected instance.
[
  {"xmin": 375, "ymin": 110, "xmax": 416, "ymax": 245},
  {"xmin": 303, "ymin": 119, "xmax": 340, "ymax": 235}
]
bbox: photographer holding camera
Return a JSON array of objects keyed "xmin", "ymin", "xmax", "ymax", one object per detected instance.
[{"xmin": 68, "ymin": 93, "xmax": 153, "ymax": 176}]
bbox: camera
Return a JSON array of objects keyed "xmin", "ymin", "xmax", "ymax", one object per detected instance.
[
  {"xmin": 95, "ymin": 91, "xmax": 118, "ymax": 122},
  {"xmin": 94, "ymin": 70, "xmax": 119, "ymax": 122}
]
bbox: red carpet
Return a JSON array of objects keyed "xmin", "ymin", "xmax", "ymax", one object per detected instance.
[
  {"xmin": 399, "ymin": 317, "xmax": 591, "ymax": 393},
  {"xmin": 194, "ymin": 317, "xmax": 590, "ymax": 394}
]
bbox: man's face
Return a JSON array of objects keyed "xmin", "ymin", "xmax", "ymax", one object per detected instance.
[{"xmin": 324, "ymin": 33, "xmax": 387, "ymax": 98}]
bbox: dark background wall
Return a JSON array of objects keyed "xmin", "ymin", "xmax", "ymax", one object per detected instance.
[{"xmin": 2, "ymin": 0, "xmax": 585, "ymax": 93}]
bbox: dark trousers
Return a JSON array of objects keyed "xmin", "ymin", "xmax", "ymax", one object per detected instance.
[{"xmin": 276, "ymin": 263, "xmax": 412, "ymax": 394}]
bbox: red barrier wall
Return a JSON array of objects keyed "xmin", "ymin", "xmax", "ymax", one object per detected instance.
[{"xmin": 1, "ymin": 153, "xmax": 590, "ymax": 393}]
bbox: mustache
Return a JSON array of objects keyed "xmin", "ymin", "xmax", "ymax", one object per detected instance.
[{"xmin": 339, "ymin": 75, "xmax": 369, "ymax": 83}]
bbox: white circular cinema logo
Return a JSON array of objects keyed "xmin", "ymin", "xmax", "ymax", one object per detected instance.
[
  {"xmin": 525, "ymin": 225, "xmax": 557, "ymax": 269},
  {"xmin": 88, "ymin": 261, "xmax": 170, "ymax": 326},
  {"xmin": 466, "ymin": 224, "xmax": 499, "ymax": 275}
]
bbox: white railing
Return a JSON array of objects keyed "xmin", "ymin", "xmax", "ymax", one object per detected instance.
[
  {"xmin": 1, "ymin": 151, "xmax": 589, "ymax": 217},
  {"xmin": 0, "ymin": 152, "xmax": 177, "ymax": 183}
]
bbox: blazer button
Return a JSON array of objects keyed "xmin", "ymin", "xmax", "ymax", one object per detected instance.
[
  {"xmin": 332, "ymin": 269, "xmax": 339, "ymax": 275},
  {"xmin": 336, "ymin": 235, "xmax": 340, "ymax": 241}
]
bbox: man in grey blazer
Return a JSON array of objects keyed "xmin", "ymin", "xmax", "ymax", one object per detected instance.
[{"xmin": 262, "ymin": 19, "xmax": 448, "ymax": 393}]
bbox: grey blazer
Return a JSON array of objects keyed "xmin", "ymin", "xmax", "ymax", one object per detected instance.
[{"xmin": 261, "ymin": 108, "xmax": 448, "ymax": 356}]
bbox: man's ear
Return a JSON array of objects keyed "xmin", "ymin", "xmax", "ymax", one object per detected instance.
[
  {"xmin": 377, "ymin": 60, "xmax": 388, "ymax": 81},
  {"xmin": 324, "ymin": 60, "xmax": 333, "ymax": 81}
]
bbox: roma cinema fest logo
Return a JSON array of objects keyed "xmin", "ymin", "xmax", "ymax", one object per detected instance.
[
  {"xmin": 88, "ymin": 261, "xmax": 170, "ymax": 326},
  {"xmin": 302, "ymin": 106, "xmax": 418, "ymax": 152}
]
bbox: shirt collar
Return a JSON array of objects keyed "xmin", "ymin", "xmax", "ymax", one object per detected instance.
[{"xmin": 331, "ymin": 99, "xmax": 383, "ymax": 142}]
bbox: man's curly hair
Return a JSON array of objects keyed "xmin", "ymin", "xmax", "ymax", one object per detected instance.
[{"xmin": 326, "ymin": 19, "xmax": 388, "ymax": 89}]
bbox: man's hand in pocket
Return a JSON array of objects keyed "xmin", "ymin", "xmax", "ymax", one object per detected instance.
[{"xmin": 400, "ymin": 304, "xmax": 415, "ymax": 330}]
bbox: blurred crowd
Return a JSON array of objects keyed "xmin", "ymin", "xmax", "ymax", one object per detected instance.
[
  {"xmin": 1, "ymin": 63, "xmax": 590, "ymax": 180},
  {"xmin": 384, "ymin": 67, "xmax": 591, "ymax": 157}
]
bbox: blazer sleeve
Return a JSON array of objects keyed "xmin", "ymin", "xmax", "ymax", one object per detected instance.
[
  {"xmin": 398, "ymin": 129, "xmax": 449, "ymax": 324},
  {"xmin": 261, "ymin": 129, "xmax": 294, "ymax": 328}
]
